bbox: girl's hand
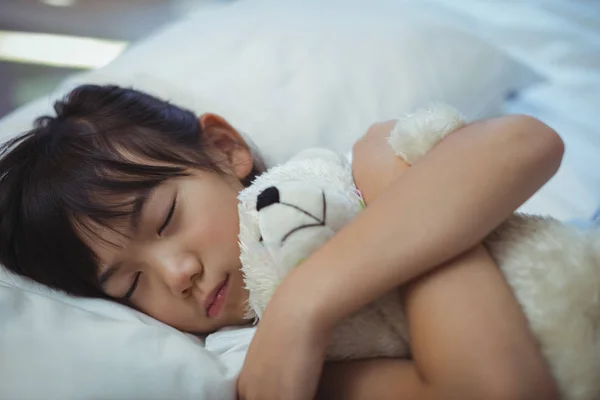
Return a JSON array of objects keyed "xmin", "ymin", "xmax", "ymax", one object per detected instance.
[{"xmin": 237, "ymin": 290, "xmax": 330, "ymax": 400}]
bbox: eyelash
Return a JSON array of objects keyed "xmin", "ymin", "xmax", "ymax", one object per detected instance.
[
  {"xmin": 123, "ymin": 272, "xmax": 142, "ymax": 300},
  {"xmin": 121, "ymin": 196, "xmax": 177, "ymax": 299},
  {"xmin": 158, "ymin": 196, "xmax": 177, "ymax": 235}
]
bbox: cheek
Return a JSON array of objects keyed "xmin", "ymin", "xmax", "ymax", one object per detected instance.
[
  {"xmin": 197, "ymin": 199, "xmax": 241, "ymax": 252},
  {"xmin": 224, "ymin": 269, "xmax": 250, "ymax": 321},
  {"xmin": 137, "ymin": 291, "xmax": 211, "ymax": 332}
]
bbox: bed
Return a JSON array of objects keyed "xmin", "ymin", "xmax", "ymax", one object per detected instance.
[
  {"xmin": 434, "ymin": 0, "xmax": 600, "ymax": 221},
  {"xmin": 0, "ymin": 0, "xmax": 598, "ymax": 399}
]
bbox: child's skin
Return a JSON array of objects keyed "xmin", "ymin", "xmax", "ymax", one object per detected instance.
[
  {"xmin": 61, "ymin": 111, "xmax": 562, "ymax": 399},
  {"xmin": 0, "ymin": 85, "xmax": 563, "ymax": 399},
  {"xmin": 238, "ymin": 116, "xmax": 564, "ymax": 400},
  {"xmin": 83, "ymin": 115, "xmax": 254, "ymax": 333}
]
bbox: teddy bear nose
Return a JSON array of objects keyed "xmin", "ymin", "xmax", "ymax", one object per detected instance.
[{"xmin": 256, "ymin": 186, "xmax": 280, "ymax": 211}]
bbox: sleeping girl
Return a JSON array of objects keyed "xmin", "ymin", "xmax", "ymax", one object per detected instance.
[{"xmin": 0, "ymin": 84, "xmax": 564, "ymax": 400}]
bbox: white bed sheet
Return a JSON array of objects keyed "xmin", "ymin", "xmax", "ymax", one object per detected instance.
[
  {"xmin": 431, "ymin": 0, "xmax": 600, "ymax": 221},
  {"xmin": 507, "ymin": 82, "xmax": 600, "ymax": 221}
]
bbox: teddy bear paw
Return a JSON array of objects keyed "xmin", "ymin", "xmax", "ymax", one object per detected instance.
[{"xmin": 388, "ymin": 104, "xmax": 466, "ymax": 165}]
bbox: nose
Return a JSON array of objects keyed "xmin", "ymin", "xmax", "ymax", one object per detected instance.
[
  {"xmin": 157, "ymin": 252, "xmax": 203, "ymax": 297},
  {"xmin": 256, "ymin": 186, "xmax": 280, "ymax": 211}
]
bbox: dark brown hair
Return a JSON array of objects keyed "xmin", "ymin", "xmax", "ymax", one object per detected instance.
[{"xmin": 0, "ymin": 84, "xmax": 263, "ymax": 298}]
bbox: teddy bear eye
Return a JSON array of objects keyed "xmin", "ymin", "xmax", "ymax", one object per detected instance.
[{"xmin": 259, "ymin": 236, "xmax": 264, "ymax": 243}]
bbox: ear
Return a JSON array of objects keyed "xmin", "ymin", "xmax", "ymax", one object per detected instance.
[{"xmin": 199, "ymin": 113, "xmax": 254, "ymax": 180}]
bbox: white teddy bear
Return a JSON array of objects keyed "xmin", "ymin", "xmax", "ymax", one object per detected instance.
[{"xmin": 237, "ymin": 105, "xmax": 600, "ymax": 400}]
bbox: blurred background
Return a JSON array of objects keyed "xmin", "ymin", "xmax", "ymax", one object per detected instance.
[
  {"xmin": 0, "ymin": 0, "xmax": 221, "ymax": 118},
  {"xmin": 0, "ymin": 0, "xmax": 598, "ymax": 222}
]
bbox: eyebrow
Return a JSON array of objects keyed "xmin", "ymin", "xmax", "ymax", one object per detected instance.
[
  {"xmin": 98, "ymin": 261, "xmax": 122, "ymax": 288},
  {"xmin": 130, "ymin": 188, "xmax": 152, "ymax": 234},
  {"xmin": 98, "ymin": 188, "xmax": 153, "ymax": 289}
]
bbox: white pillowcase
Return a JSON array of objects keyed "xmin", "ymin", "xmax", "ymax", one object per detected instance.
[
  {"xmin": 0, "ymin": 1, "xmax": 539, "ymax": 399},
  {"xmin": 0, "ymin": 272, "xmax": 251, "ymax": 400},
  {"xmin": 0, "ymin": 0, "xmax": 538, "ymax": 165}
]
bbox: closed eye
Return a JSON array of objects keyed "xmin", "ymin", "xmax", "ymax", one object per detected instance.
[
  {"xmin": 158, "ymin": 196, "xmax": 177, "ymax": 235},
  {"xmin": 122, "ymin": 271, "xmax": 142, "ymax": 300}
]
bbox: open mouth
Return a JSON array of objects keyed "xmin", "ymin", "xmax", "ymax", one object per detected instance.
[{"xmin": 205, "ymin": 274, "xmax": 230, "ymax": 318}]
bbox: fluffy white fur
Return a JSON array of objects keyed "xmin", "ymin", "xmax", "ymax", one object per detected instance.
[
  {"xmin": 238, "ymin": 105, "xmax": 600, "ymax": 400},
  {"xmin": 387, "ymin": 103, "xmax": 466, "ymax": 164}
]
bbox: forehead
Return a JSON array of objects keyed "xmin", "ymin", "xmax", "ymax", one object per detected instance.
[
  {"xmin": 71, "ymin": 185, "xmax": 154, "ymax": 265},
  {"xmin": 72, "ymin": 171, "xmax": 186, "ymax": 265},
  {"xmin": 69, "ymin": 151, "xmax": 186, "ymax": 238},
  {"xmin": 73, "ymin": 205, "xmax": 136, "ymax": 265}
]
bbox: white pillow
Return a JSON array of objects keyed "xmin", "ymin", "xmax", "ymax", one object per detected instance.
[
  {"xmin": 0, "ymin": 265, "xmax": 257, "ymax": 400},
  {"xmin": 0, "ymin": 1, "xmax": 539, "ymax": 399},
  {"xmin": 0, "ymin": 0, "xmax": 538, "ymax": 165}
]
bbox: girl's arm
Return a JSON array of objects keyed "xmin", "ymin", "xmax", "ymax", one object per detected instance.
[
  {"xmin": 238, "ymin": 115, "xmax": 563, "ymax": 400},
  {"xmin": 292, "ymin": 115, "xmax": 563, "ymax": 327},
  {"xmin": 317, "ymin": 246, "xmax": 559, "ymax": 400}
]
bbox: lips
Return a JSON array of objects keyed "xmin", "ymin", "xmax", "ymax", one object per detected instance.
[{"xmin": 205, "ymin": 275, "xmax": 230, "ymax": 318}]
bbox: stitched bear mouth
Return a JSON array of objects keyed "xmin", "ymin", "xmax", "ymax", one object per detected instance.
[{"xmin": 278, "ymin": 191, "xmax": 327, "ymax": 244}]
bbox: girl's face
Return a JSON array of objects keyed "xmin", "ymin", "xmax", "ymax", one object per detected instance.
[{"xmin": 82, "ymin": 115, "xmax": 255, "ymax": 333}]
